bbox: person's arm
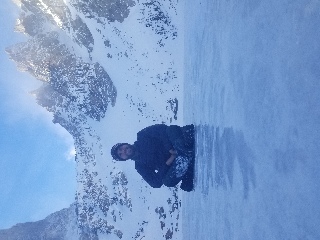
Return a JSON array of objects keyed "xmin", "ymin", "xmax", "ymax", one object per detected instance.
[
  {"xmin": 136, "ymin": 165, "xmax": 166, "ymax": 188},
  {"xmin": 138, "ymin": 125, "xmax": 174, "ymax": 152}
]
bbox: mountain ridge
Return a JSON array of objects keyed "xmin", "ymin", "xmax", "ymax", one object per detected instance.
[{"xmin": 0, "ymin": 204, "xmax": 79, "ymax": 240}]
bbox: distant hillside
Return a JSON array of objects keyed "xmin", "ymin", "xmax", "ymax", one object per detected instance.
[{"xmin": 0, "ymin": 204, "xmax": 79, "ymax": 240}]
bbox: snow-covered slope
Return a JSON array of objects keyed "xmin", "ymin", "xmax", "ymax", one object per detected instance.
[{"xmin": 6, "ymin": 0, "xmax": 184, "ymax": 239}]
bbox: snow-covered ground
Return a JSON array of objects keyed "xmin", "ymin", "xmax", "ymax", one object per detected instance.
[
  {"xmin": 182, "ymin": 0, "xmax": 320, "ymax": 239},
  {"xmin": 5, "ymin": 0, "xmax": 320, "ymax": 239}
]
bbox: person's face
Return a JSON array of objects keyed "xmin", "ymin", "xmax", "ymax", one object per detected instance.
[{"xmin": 117, "ymin": 144, "xmax": 133, "ymax": 160}]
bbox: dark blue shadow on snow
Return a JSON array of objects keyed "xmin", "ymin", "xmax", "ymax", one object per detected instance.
[{"xmin": 195, "ymin": 125, "xmax": 256, "ymax": 198}]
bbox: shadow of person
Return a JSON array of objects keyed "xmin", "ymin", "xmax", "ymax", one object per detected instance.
[{"xmin": 195, "ymin": 125, "xmax": 256, "ymax": 198}]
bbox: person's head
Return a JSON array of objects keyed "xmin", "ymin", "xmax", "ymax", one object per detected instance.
[{"xmin": 111, "ymin": 143, "xmax": 134, "ymax": 161}]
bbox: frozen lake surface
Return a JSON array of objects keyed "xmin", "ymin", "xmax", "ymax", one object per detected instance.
[{"xmin": 182, "ymin": 0, "xmax": 320, "ymax": 239}]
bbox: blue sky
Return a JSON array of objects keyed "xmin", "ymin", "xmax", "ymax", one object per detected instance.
[{"xmin": 0, "ymin": 0, "xmax": 76, "ymax": 229}]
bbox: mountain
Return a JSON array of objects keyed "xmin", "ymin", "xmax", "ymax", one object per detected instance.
[
  {"xmin": 0, "ymin": 204, "xmax": 78, "ymax": 240},
  {"xmin": 5, "ymin": 0, "xmax": 184, "ymax": 239}
]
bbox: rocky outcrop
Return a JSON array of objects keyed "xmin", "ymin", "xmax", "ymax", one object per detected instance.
[
  {"xmin": 6, "ymin": 32, "xmax": 116, "ymax": 123},
  {"xmin": 15, "ymin": 0, "xmax": 94, "ymax": 51},
  {"xmin": 139, "ymin": 0, "xmax": 178, "ymax": 46},
  {"xmin": 69, "ymin": 0, "xmax": 136, "ymax": 23}
]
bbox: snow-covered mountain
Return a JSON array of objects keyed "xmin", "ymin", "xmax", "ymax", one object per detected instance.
[
  {"xmin": 5, "ymin": 0, "xmax": 184, "ymax": 239},
  {"xmin": 0, "ymin": 204, "xmax": 79, "ymax": 240}
]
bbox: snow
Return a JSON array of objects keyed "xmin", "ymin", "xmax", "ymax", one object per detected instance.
[
  {"xmin": 5, "ymin": 0, "xmax": 320, "ymax": 238},
  {"xmin": 182, "ymin": 0, "xmax": 320, "ymax": 239},
  {"xmin": 64, "ymin": 1, "xmax": 185, "ymax": 239}
]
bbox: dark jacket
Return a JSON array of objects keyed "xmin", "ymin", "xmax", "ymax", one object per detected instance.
[{"xmin": 132, "ymin": 124, "xmax": 173, "ymax": 188}]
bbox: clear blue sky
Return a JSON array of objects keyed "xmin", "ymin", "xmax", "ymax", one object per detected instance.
[{"xmin": 0, "ymin": 0, "xmax": 76, "ymax": 229}]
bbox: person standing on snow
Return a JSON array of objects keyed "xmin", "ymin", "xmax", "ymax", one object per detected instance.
[{"xmin": 110, "ymin": 124, "xmax": 195, "ymax": 191}]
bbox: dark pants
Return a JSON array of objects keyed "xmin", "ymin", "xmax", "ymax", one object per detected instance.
[
  {"xmin": 163, "ymin": 125, "xmax": 195, "ymax": 191},
  {"xmin": 166, "ymin": 124, "xmax": 194, "ymax": 151}
]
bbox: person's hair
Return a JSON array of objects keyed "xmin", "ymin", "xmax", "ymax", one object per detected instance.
[{"xmin": 110, "ymin": 143, "xmax": 129, "ymax": 161}]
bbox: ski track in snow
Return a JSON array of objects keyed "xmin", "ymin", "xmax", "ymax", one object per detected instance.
[{"xmin": 183, "ymin": 0, "xmax": 320, "ymax": 239}]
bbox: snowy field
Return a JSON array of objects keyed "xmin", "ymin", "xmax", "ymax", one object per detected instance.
[{"xmin": 182, "ymin": 0, "xmax": 320, "ymax": 239}]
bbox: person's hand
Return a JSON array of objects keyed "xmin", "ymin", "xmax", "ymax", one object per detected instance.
[
  {"xmin": 169, "ymin": 149, "xmax": 177, "ymax": 155},
  {"xmin": 166, "ymin": 149, "xmax": 177, "ymax": 166}
]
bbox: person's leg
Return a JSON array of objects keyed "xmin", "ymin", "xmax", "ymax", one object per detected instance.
[
  {"xmin": 162, "ymin": 155, "xmax": 190, "ymax": 187},
  {"xmin": 181, "ymin": 124, "xmax": 195, "ymax": 149},
  {"xmin": 180, "ymin": 150, "xmax": 195, "ymax": 192},
  {"xmin": 164, "ymin": 125, "xmax": 195, "ymax": 191},
  {"xmin": 166, "ymin": 125, "xmax": 193, "ymax": 154},
  {"xmin": 166, "ymin": 125, "xmax": 183, "ymax": 143}
]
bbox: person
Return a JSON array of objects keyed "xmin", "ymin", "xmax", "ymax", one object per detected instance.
[{"xmin": 110, "ymin": 124, "xmax": 195, "ymax": 191}]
